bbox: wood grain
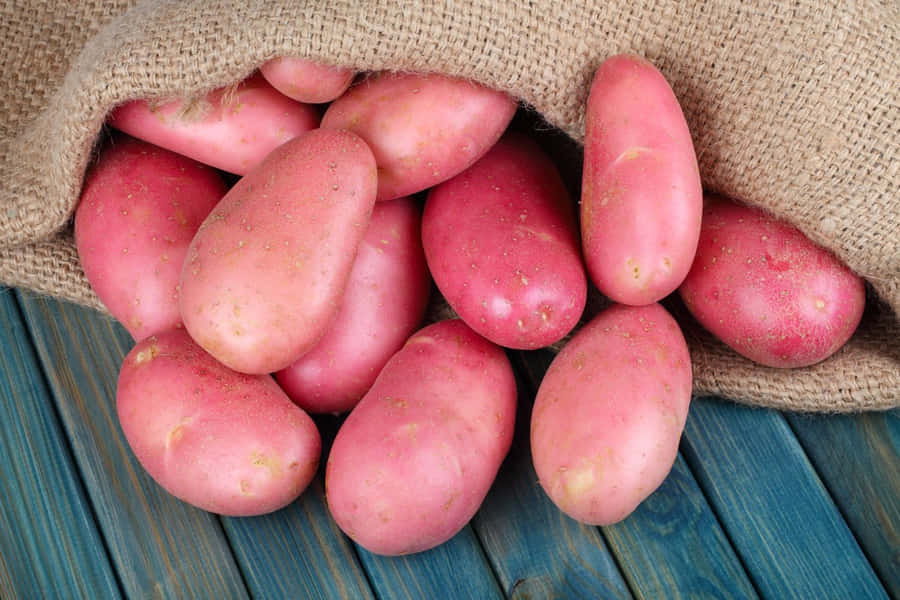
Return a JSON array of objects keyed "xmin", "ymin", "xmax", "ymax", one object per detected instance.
[
  {"xmin": 682, "ymin": 397, "xmax": 888, "ymax": 600},
  {"xmin": 16, "ymin": 290, "xmax": 250, "ymax": 599},
  {"xmin": 786, "ymin": 410, "xmax": 900, "ymax": 597},
  {"xmin": 0, "ymin": 289, "xmax": 121, "ymax": 599}
]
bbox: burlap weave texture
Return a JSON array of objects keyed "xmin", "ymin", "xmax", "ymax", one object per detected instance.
[{"xmin": 1, "ymin": 0, "xmax": 897, "ymax": 411}]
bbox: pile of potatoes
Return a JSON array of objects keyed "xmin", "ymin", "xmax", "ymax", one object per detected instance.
[{"xmin": 75, "ymin": 54, "xmax": 866, "ymax": 556}]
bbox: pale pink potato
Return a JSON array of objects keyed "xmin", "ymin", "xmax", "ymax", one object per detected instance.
[
  {"xmin": 74, "ymin": 135, "xmax": 225, "ymax": 341},
  {"xmin": 260, "ymin": 56, "xmax": 355, "ymax": 104},
  {"xmin": 531, "ymin": 302, "xmax": 692, "ymax": 526},
  {"xmin": 275, "ymin": 196, "xmax": 431, "ymax": 414},
  {"xmin": 326, "ymin": 319, "xmax": 517, "ymax": 555},
  {"xmin": 320, "ymin": 71, "xmax": 517, "ymax": 201},
  {"xmin": 678, "ymin": 195, "xmax": 866, "ymax": 368},
  {"xmin": 107, "ymin": 73, "xmax": 320, "ymax": 174},
  {"xmin": 116, "ymin": 328, "xmax": 321, "ymax": 516},
  {"xmin": 581, "ymin": 54, "xmax": 702, "ymax": 306},
  {"xmin": 179, "ymin": 129, "xmax": 378, "ymax": 375},
  {"xmin": 422, "ymin": 132, "xmax": 587, "ymax": 349}
]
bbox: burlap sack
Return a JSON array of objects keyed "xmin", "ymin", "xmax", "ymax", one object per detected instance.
[{"xmin": 1, "ymin": 0, "xmax": 897, "ymax": 411}]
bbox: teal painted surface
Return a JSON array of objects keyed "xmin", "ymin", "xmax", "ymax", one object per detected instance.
[
  {"xmin": 354, "ymin": 526, "xmax": 503, "ymax": 600},
  {"xmin": 682, "ymin": 397, "xmax": 888, "ymax": 600},
  {"xmin": 16, "ymin": 291, "xmax": 250, "ymax": 599},
  {"xmin": 0, "ymin": 289, "xmax": 121, "ymax": 599},
  {"xmin": 473, "ymin": 352, "xmax": 632, "ymax": 599},
  {"xmin": 787, "ymin": 410, "xmax": 900, "ymax": 597}
]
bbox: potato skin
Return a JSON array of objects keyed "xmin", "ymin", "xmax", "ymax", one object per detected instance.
[
  {"xmin": 422, "ymin": 133, "xmax": 587, "ymax": 349},
  {"xmin": 581, "ymin": 54, "xmax": 702, "ymax": 306},
  {"xmin": 116, "ymin": 328, "xmax": 321, "ymax": 516},
  {"xmin": 74, "ymin": 135, "xmax": 225, "ymax": 341},
  {"xmin": 275, "ymin": 196, "xmax": 431, "ymax": 414},
  {"xmin": 321, "ymin": 71, "xmax": 516, "ymax": 201},
  {"xmin": 678, "ymin": 195, "xmax": 866, "ymax": 368},
  {"xmin": 531, "ymin": 303, "xmax": 692, "ymax": 526},
  {"xmin": 179, "ymin": 128, "xmax": 378, "ymax": 374},
  {"xmin": 108, "ymin": 74, "xmax": 319, "ymax": 174},
  {"xmin": 260, "ymin": 57, "xmax": 355, "ymax": 104},
  {"xmin": 325, "ymin": 319, "xmax": 516, "ymax": 555}
]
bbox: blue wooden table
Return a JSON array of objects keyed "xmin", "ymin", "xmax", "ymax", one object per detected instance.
[{"xmin": 1, "ymin": 286, "xmax": 897, "ymax": 599}]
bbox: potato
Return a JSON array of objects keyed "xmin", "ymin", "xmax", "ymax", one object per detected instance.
[
  {"xmin": 320, "ymin": 71, "xmax": 516, "ymax": 201},
  {"xmin": 74, "ymin": 135, "xmax": 225, "ymax": 341},
  {"xmin": 275, "ymin": 196, "xmax": 431, "ymax": 414},
  {"xmin": 678, "ymin": 195, "xmax": 866, "ymax": 368},
  {"xmin": 116, "ymin": 328, "xmax": 321, "ymax": 516},
  {"xmin": 326, "ymin": 319, "xmax": 516, "ymax": 555},
  {"xmin": 260, "ymin": 56, "xmax": 355, "ymax": 104},
  {"xmin": 581, "ymin": 54, "xmax": 702, "ymax": 306},
  {"xmin": 531, "ymin": 302, "xmax": 692, "ymax": 526},
  {"xmin": 422, "ymin": 132, "xmax": 586, "ymax": 349},
  {"xmin": 179, "ymin": 128, "xmax": 378, "ymax": 374},
  {"xmin": 108, "ymin": 74, "xmax": 319, "ymax": 174}
]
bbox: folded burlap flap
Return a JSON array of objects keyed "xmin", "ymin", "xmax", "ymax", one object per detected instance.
[{"xmin": 1, "ymin": 0, "xmax": 897, "ymax": 411}]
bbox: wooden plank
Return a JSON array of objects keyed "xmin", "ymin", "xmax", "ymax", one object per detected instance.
[
  {"xmin": 354, "ymin": 526, "xmax": 504, "ymax": 600},
  {"xmin": 15, "ymin": 291, "xmax": 249, "ymax": 599},
  {"xmin": 222, "ymin": 415, "xmax": 375, "ymax": 600},
  {"xmin": 682, "ymin": 397, "xmax": 888, "ymax": 600},
  {"xmin": 515, "ymin": 349, "xmax": 758, "ymax": 599},
  {"xmin": 786, "ymin": 410, "xmax": 900, "ymax": 597},
  {"xmin": 0, "ymin": 289, "xmax": 121, "ymax": 599},
  {"xmin": 472, "ymin": 351, "xmax": 632, "ymax": 599}
]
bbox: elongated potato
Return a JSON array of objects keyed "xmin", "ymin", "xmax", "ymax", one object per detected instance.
[
  {"xmin": 260, "ymin": 57, "xmax": 355, "ymax": 104},
  {"xmin": 116, "ymin": 328, "xmax": 321, "ymax": 516},
  {"xmin": 581, "ymin": 54, "xmax": 702, "ymax": 306},
  {"xmin": 108, "ymin": 74, "xmax": 319, "ymax": 174},
  {"xmin": 321, "ymin": 71, "xmax": 517, "ymax": 201},
  {"xmin": 275, "ymin": 196, "xmax": 431, "ymax": 414},
  {"xmin": 422, "ymin": 132, "xmax": 586, "ymax": 349},
  {"xmin": 180, "ymin": 128, "xmax": 378, "ymax": 374},
  {"xmin": 679, "ymin": 195, "xmax": 866, "ymax": 368},
  {"xmin": 531, "ymin": 303, "xmax": 692, "ymax": 525},
  {"xmin": 75, "ymin": 135, "xmax": 225, "ymax": 340},
  {"xmin": 326, "ymin": 319, "xmax": 516, "ymax": 555}
]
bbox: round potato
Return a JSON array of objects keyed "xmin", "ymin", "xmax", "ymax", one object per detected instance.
[
  {"xmin": 678, "ymin": 195, "xmax": 866, "ymax": 368},
  {"xmin": 260, "ymin": 56, "xmax": 355, "ymax": 104},
  {"xmin": 422, "ymin": 132, "xmax": 586, "ymax": 349},
  {"xmin": 531, "ymin": 302, "xmax": 692, "ymax": 526},
  {"xmin": 326, "ymin": 319, "xmax": 516, "ymax": 555},
  {"xmin": 116, "ymin": 328, "xmax": 321, "ymax": 516}
]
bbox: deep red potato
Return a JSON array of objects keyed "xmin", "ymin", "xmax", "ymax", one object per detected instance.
[
  {"xmin": 321, "ymin": 71, "xmax": 517, "ymax": 201},
  {"xmin": 179, "ymin": 128, "xmax": 378, "ymax": 375},
  {"xmin": 275, "ymin": 196, "xmax": 431, "ymax": 414},
  {"xmin": 108, "ymin": 74, "xmax": 319, "ymax": 175},
  {"xmin": 581, "ymin": 54, "xmax": 702, "ymax": 306},
  {"xmin": 422, "ymin": 132, "xmax": 587, "ymax": 349},
  {"xmin": 75, "ymin": 135, "xmax": 225, "ymax": 341},
  {"xmin": 116, "ymin": 328, "xmax": 321, "ymax": 517},
  {"xmin": 679, "ymin": 195, "xmax": 866, "ymax": 368}
]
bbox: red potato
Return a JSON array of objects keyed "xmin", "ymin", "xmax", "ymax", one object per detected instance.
[
  {"xmin": 326, "ymin": 319, "xmax": 517, "ymax": 555},
  {"xmin": 422, "ymin": 133, "xmax": 587, "ymax": 349},
  {"xmin": 321, "ymin": 71, "xmax": 517, "ymax": 201},
  {"xmin": 678, "ymin": 195, "xmax": 866, "ymax": 368},
  {"xmin": 116, "ymin": 328, "xmax": 321, "ymax": 516},
  {"xmin": 531, "ymin": 303, "xmax": 692, "ymax": 526},
  {"xmin": 179, "ymin": 128, "xmax": 378, "ymax": 375},
  {"xmin": 108, "ymin": 74, "xmax": 319, "ymax": 174},
  {"xmin": 275, "ymin": 196, "xmax": 431, "ymax": 414},
  {"xmin": 260, "ymin": 56, "xmax": 355, "ymax": 104},
  {"xmin": 581, "ymin": 54, "xmax": 702, "ymax": 306},
  {"xmin": 74, "ymin": 135, "xmax": 225, "ymax": 341}
]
